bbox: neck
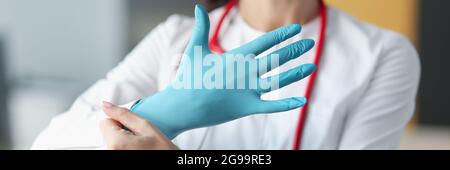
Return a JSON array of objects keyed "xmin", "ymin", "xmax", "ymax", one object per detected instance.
[{"xmin": 238, "ymin": 0, "xmax": 320, "ymax": 32}]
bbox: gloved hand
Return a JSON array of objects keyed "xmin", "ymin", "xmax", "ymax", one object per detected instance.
[{"xmin": 131, "ymin": 4, "xmax": 316, "ymax": 139}]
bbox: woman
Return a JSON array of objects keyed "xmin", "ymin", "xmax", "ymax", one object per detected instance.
[{"xmin": 33, "ymin": 0, "xmax": 420, "ymax": 150}]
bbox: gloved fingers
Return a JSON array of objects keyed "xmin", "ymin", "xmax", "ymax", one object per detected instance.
[
  {"xmin": 228, "ymin": 24, "xmax": 302, "ymax": 56},
  {"xmin": 252, "ymin": 97, "xmax": 307, "ymax": 114},
  {"xmin": 185, "ymin": 4, "xmax": 211, "ymax": 52},
  {"xmin": 257, "ymin": 39, "xmax": 315, "ymax": 75},
  {"xmin": 256, "ymin": 64, "xmax": 316, "ymax": 94}
]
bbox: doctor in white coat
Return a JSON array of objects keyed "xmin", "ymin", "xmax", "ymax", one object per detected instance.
[{"xmin": 32, "ymin": 0, "xmax": 420, "ymax": 150}]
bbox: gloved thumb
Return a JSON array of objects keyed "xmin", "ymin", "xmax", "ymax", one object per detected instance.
[
  {"xmin": 186, "ymin": 4, "xmax": 211, "ymax": 50},
  {"xmin": 252, "ymin": 97, "xmax": 307, "ymax": 114}
]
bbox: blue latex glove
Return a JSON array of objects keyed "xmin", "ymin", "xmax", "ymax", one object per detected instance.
[{"xmin": 131, "ymin": 4, "xmax": 316, "ymax": 139}]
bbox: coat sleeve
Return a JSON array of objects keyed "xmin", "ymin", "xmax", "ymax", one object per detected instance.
[
  {"xmin": 338, "ymin": 34, "xmax": 421, "ymax": 149},
  {"xmin": 31, "ymin": 15, "xmax": 190, "ymax": 149}
]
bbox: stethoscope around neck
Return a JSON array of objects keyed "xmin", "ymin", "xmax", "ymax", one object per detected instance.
[{"xmin": 202, "ymin": 0, "xmax": 327, "ymax": 150}]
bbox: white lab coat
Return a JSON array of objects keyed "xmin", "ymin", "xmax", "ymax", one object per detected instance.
[{"xmin": 31, "ymin": 6, "xmax": 420, "ymax": 150}]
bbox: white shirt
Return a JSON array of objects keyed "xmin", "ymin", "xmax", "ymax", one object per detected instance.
[{"xmin": 31, "ymin": 6, "xmax": 420, "ymax": 150}]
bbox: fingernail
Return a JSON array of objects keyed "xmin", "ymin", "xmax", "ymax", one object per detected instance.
[
  {"xmin": 289, "ymin": 97, "xmax": 307, "ymax": 108},
  {"xmin": 300, "ymin": 64, "xmax": 316, "ymax": 77},
  {"xmin": 103, "ymin": 101, "xmax": 113, "ymax": 108}
]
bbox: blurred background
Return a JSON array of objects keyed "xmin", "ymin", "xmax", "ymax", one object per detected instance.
[{"xmin": 0, "ymin": 0, "xmax": 449, "ymax": 150}]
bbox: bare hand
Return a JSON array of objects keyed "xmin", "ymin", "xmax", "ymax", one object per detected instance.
[{"xmin": 100, "ymin": 101, "xmax": 178, "ymax": 150}]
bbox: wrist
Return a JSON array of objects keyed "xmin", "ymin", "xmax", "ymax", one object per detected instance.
[
  {"xmin": 145, "ymin": 122, "xmax": 179, "ymax": 150},
  {"xmin": 130, "ymin": 97, "xmax": 180, "ymax": 139}
]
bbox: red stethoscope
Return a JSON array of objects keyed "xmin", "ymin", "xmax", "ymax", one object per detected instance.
[{"xmin": 208, "ymin": 0, "xmax": 327, "ymax": 150}]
